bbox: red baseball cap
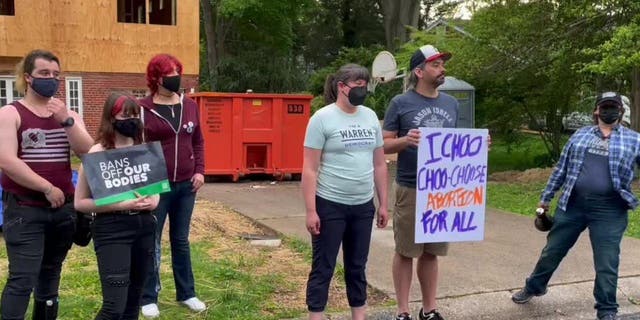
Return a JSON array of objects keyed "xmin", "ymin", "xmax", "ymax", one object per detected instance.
[{"xmin": 410, "ymin": 45, "xmax": 452, "ymax": 70}]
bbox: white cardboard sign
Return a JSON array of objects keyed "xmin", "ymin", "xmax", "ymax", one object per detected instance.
[{"xmin": 415, "ymin": 128, "xmax": 489, "ymax": 243}]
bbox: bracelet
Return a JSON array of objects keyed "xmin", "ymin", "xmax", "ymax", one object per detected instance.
[{"xmin": 44, "ymin": 185, "xmax": 53, "ymax": 195}]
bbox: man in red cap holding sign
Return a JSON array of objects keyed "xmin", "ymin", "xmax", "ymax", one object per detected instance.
[{"xmin": 382, "ymin": 44, "xmax": 458, "ymax": 320}]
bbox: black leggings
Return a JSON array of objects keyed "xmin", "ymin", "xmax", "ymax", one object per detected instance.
[{"xmin": 93, "ymin": 213, "xmax": 155, "ymax": 320}]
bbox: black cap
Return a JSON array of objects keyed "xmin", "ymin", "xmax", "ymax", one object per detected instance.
[{"xmin": 595, "ymin": 92, "xmax": 622, "ymax": 107}]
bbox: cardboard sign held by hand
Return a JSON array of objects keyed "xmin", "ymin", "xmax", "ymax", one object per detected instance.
[{"xmin": 82, "ymin": 141, "xmax": 171, "ymax": 206}]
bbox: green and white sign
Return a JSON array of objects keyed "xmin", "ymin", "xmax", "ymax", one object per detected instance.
[{"xmin": 82, "ymin": 142, "xmax": 171, "ymax": 206}]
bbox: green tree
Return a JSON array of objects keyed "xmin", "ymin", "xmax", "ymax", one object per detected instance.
[
  {"xmin": 298, "ymin": 0, "xmax": 385, "ymax": 69},
  {"xmin": 423, "ymin": 0, "xmax": 636, "ymax": 161},
  {"xmin": 582, "ymin": 3, "xmax": 640, "ymax": 131},
  {"xmin": 200, "ymin": 0, "xmax": 312, "ymax": 92}
]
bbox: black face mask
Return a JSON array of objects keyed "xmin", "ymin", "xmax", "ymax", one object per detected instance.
[
  {"xmin": 344, "ymin": 85, "xmax": 368, "ymax": 106},
  {"xmin": 30, "ymin": 77, "xmax": 59, "ymax": 98},
  {"xmin": 113, "ymin": 118, "xmax": 141, "ymax": 138},
  {"xmin": 598, "ymin": 106, "xmax": 620, "ymax": 124},
  {"xmin": 161, "ymin": 75, "xmax": 181, "ymax": 93}
]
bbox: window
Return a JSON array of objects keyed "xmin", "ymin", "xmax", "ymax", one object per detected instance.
[
  {"xmin": 117, "ymin": 0, "xmax": 176, "ymax": 25},
  {"xmin": 12, "ymin": 80, "xmax": 23, "ymax": 101},
  {"xmin": 149, "ymin": 0, "xmax": 176, "ymax": 25},
  {"xmin": 118, "ymin": 0, "xmax": 146, "ymax": 24},
  {"xmin": 0, "ymin": 0, "xmax": 15, "ymax": 16},
  {"xmin": 65, "ymin": 77, "xmax": 83, "ymax": 116},
  {"xmin": 0, "ymin": 77, "xmax": 23, "ymax": 106}
]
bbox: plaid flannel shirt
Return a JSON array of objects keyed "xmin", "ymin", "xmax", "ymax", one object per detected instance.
[{"xmin": 541, "ymin": 125, "xmax": 640, "ymax": 211}]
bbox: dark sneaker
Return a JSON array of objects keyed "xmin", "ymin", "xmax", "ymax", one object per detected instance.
[
  {"xmin": 511, "ymin": 288, "xmax": 547, "ymax": 304},
  {"xmin": 395, "ymin": 312, "xmax": 412, "ymax": 320},
  {"xmin": 598, "ymin": 313, "xmax": 617, "ymax": 320},
  {"xmin": 419, "ymin": 308, "xmax": 444, "ymax": 320}
]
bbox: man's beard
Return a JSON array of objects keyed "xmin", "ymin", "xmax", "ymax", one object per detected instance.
[{"xmin": 433, "ymin": 74, "xmax": 445, "ymax": 87}]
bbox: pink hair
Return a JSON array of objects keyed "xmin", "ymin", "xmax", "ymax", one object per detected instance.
[{"xmin": 146, "ymin": 54, "xmax": 183, "ymax": 95}]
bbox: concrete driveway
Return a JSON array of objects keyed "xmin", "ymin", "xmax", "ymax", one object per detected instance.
[{"xmin": 197, "ymin": 179, "xmax": 640, "ymax": 319}]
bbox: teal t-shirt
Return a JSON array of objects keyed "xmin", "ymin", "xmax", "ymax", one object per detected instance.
[{"xmin": 304, "ymin": 103, "xmax": 384, "ymax": 205}]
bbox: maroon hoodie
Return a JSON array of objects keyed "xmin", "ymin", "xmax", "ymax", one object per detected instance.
[{"xmin": 139, "ymin": 95, "xmax": 204, "ymax": 183}]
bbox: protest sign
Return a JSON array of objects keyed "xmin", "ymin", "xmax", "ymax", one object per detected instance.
[
  {"xmin": 415, "ymin": 128, "xmax": 489, "ymax": 243},
  {"xmin": 81, "ymin": 142, "xmax": 170, "ymax": 206}
]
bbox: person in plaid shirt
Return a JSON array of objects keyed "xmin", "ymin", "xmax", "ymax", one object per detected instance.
[{"xmin": 511, "ymin": 92, "xmax": 640, "ymax": 320}]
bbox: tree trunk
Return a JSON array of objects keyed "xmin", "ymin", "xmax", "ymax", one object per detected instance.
[
  {"xmin": 380, "ymin": 0, "xmax": 420, "ymax": 51},
  {"xmin": 200, "ymin": 0, "xmax": 218, "ymax": 91},
  {"xmin": 342, "ymin": 0, "xmax": 356, "ymax": 47},
  {"xmin": 632, "ymin": 67, "xmax": 640, "ymax": 132}
]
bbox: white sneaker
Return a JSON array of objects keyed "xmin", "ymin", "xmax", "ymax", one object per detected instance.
[
  {"xmin": 141, "ymin": 303, "xmax": 160, "ymax": 318},
  {"xmin": 180, "ymin": 297, "xmax": 206, "ymax": 312}
]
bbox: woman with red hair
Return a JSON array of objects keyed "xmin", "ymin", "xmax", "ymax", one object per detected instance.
[{"xmin": 138, "ymin": 54, "xmax": 206, "ymax": 318}]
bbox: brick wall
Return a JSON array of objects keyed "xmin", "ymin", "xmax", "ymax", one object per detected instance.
[{"xmin": 55, "ymin": 72, "xmax": 199, "ymax": 137}]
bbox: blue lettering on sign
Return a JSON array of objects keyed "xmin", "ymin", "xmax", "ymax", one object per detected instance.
[
  {"xmin": 423, "ymin": 132, "xmax": 443, "ymax": 165},
  {"xmin": 449, "ymin": 164, "xmax": 487, "ymax": 188},
  {"xmin": 451, "ymin": 211, "xmax": 477, "ymax": 232},
  {"xmin": 417, "ymin": 167, "xmax": 447, "ymax": 191},
  {"xmin": 421, "ymin": 210, "xmax": 449, "ymax": 234},
  {"xmin": 423, "ymin": 132, "xmax": 484, "ymax": 166},
  {"xmin": 417, "ymin": 164, "xmax": 487, "ymax": 191}
]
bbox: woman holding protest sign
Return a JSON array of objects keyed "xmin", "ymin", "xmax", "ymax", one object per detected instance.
[
  {"xmin": 302, "ymin": 63, "xmax": 389, "ymax": 320},
  {"xmin": 75, "ymin": 93, "xmax": 158, "ymax": 320},
  {"xmin": 138, "ymin": 54, "xmax": 206, "ymax": 318}
]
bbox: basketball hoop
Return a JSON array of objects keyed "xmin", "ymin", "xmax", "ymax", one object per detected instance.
[
  {"xmin": 368, "ymin": 77, "xmax": 381, "ymax": 93},
  {"xmin": 370, "ymin": 51, "xmax": 401, "ymax": 93}
]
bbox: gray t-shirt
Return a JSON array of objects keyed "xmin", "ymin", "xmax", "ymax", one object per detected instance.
[
  {"xmin": 304, "ymin": 103, "xmax": 384, "ymax": 205},
  {"xmin": 573, "ymin": 136, "xmax": 615, "ymax": 196},
  {"xmin": 383, "ymin": 90, "xmax": 459, "ymax": 188}
]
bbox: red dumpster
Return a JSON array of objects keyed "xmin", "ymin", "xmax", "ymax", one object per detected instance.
[{"xmin": 189, "ymin": 92, "xmax": 312, "ymax": 181}]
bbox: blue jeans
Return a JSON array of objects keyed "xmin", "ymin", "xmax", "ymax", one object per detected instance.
[
  {"xmin": 306, "ymin": 196, "xmax": 375, "ymax": 312},
  {"xmin": 141, "ymin": 180, "xmax": 197, "ymax": 304},
  {"xmin": 1, "ymin": 192, "xmax": 75, "ymax": 320},
  {"xmin": 93, "ymin": 213, "xmax": 155, "ymax": 320},
  {"xmin": 524, "ymin": 193, "xmax": 628, "ymax": 318}
]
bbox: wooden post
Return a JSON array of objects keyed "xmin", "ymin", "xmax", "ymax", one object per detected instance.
[{"xmin": 146, "ymin": 0, "xmax": 151, "ymax": 24}]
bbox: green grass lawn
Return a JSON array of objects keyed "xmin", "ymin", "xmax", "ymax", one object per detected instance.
[
  {"xmin": 0, "ymin": 239, "xmax": 307, "ymax": 320},
  {"xmin": 487, "ymin": 182, "xmax": 640, "ymax": 238}
]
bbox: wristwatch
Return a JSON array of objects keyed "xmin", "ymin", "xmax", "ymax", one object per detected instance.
[{"xmin": 60, "ymin": 117, "xmax": 75, "ymax": 128}]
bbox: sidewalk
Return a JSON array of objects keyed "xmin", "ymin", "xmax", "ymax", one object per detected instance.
[{"xmin": 197, "ymin": 180, "xmax": 640, "ymax": 319}]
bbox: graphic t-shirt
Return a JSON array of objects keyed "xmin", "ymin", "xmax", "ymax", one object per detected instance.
[
  {"xmin": 573, "ymin": 136, "xmax": 615, "ymax": 196},
  {"xmin": 383, "ymin": 90, "xmax": 459, "ymax": 188},
  {"xmin": 304, "ymin": 103, "xmax": 383, "ymax": 205}
]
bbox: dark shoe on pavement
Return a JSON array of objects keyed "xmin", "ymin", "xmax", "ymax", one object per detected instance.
[
  {"xmin": 419, "ymin": 308, "xmax": 444, "ymax": 320},
  {"xmin": 511, "ymin": 288, "xmax": 547, "ymax": 304},
  {"xmin": 395, "ymin": 312, "xmax": 412, "ymax": 320},
  {"xmin": 598, "ymin": 313, "xmax": 617, "ymax": 320}
]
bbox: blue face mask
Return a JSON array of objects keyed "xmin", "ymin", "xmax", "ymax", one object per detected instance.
[{"xmin": 30, "ymin": 77, "xmax": 59, "ymax": 98}]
